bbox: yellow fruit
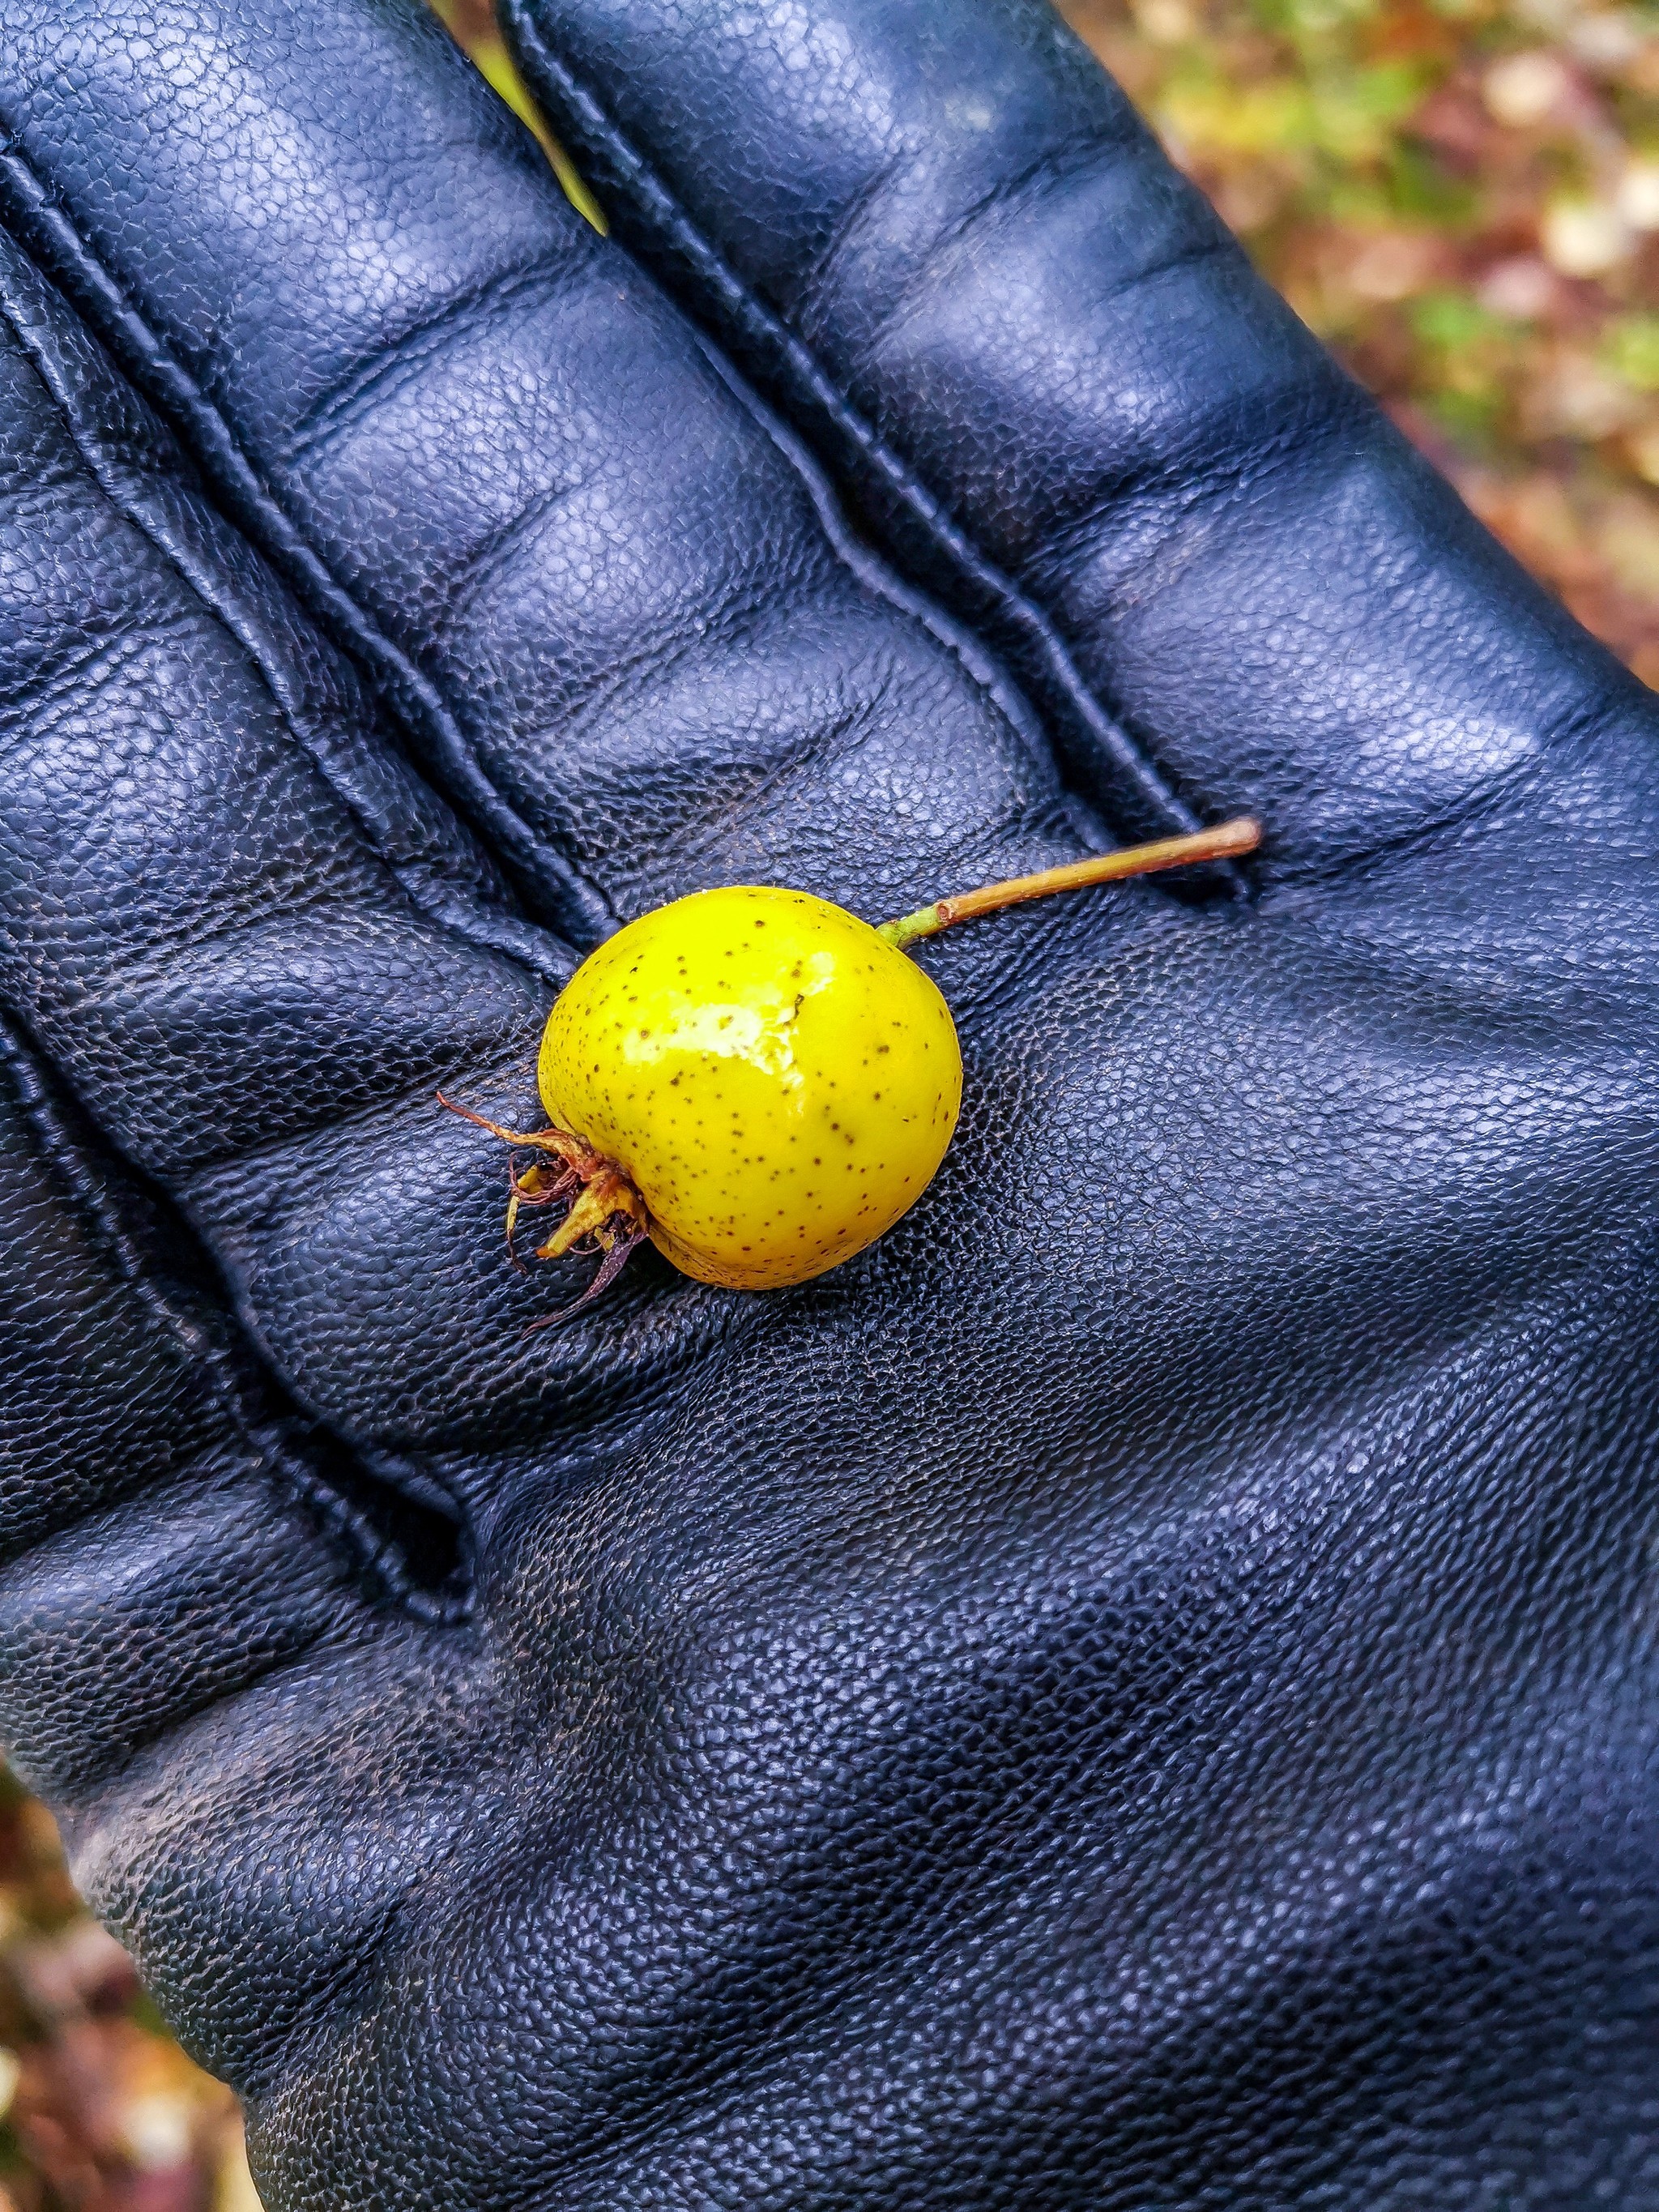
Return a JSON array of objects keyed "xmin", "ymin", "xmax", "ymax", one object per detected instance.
[
  {"xmin": 441, "ymin": 818, "xmax": 1261, "ymax": 1317},
  {"xmin": 536, "ymin": 886, "xmax": 961, "ymax": 1290}
]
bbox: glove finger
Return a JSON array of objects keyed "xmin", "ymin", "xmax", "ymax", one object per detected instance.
[
  {"xmin": 0, "ymin": 211, "xmax": 761, "ymax": 1495},
  {"xmin": 0, "ymin": 0, "xmax": 1098, "ymax": 950},
  {"xmin": 500, "ymin": 0, "xmax": 1653, "ymax": 877},
  {"xmin": 0, "ymin": 1023, "xmax": 493, "ymax": 2099},
  {"xmin": 0, "ymin": 224, "xmax": 525, "ymax": 2091}
]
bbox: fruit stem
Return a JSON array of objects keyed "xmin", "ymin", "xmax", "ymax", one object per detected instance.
[{"xmin": 876, "ymin": 817, "xmax": 1261, "ymax": 951}]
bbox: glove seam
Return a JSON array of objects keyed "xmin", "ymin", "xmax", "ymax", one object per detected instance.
[
  {"xmin": 0, "ymin": 139, "xmax": 616, "ymax": 952},
  {"xmin": 0, "ymin": 244, "xmax": 488, "ymax": 1622},
  {"xmin": 0, "ymin": 1012, "xmax": 474, "ymax": 1626},
  {"xmin": 500, "ymin": 4, "xmax": 1230, "ymax": 868},
  {"xmin": 0, "ymin": 230, "xmax": 576, "ymax": 1008},
  {"xmin": 687, "ymin": 327, "xmax": 1093, "ymax": 818}
]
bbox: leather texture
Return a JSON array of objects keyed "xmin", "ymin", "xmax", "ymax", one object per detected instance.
[{"xmin": 0, "ymin": 2, "xmax": 1654, "ymax": 2204}]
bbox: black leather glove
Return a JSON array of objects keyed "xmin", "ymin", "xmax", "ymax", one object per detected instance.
[{"xmin": 1, "ymin": 1, "xmax": 1654, "ymax": 2203}]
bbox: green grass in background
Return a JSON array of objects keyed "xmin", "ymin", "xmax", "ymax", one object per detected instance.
[{"xmin": 1060, "ymin": 0, "xmax": 1659, "ymax": 677}]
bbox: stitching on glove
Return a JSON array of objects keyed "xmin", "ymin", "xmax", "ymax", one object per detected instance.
[
  {"xmin": 0, "ymin": 265, "xmax": 574, "ymax": 1014},
  {"xmin": 689, "ymin": 329, "xmax": 1074, "ymax": 800},
  {"xmin": 0, "ymin": 1013, "xmax": 474, "ymax": 1625},
  {"xmin": 500, "ymin": 6, "xmax": 1222, "ymax": 865},
  {"xmin": 0, "ymin": 140, "xmax": 617, "ymax": 953}
]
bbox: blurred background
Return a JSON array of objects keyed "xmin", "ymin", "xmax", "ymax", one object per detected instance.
[{"xmin": 2, "ymin": 0, "xmax": 1654, "ymax": 2205}]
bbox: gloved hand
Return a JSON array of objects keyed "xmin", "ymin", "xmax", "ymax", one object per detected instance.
[{"xmin": 0, "ymin": 0, "xmax": 1654, "ymax": 2202}]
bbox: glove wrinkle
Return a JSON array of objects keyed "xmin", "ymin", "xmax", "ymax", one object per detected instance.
[
  {"xmin": 275, "ymin": 250, "xmax": 586, "ymax": 472},
  {"xmin": 0, "ymin": 215, "xmax": 572, "ymax": 987},
  {"xmin": 0, "ymin": 137, "xmax": 617, "ymax": 948},
  {"xmin": 499, "ymin": 2, "xmax": 1213, "ymax": 857},
  {"xmin": 0, "ymin": 1010, "xmax": 472, "ymax": 1625},
  {"xmin": 0, "ymin": 43, "xmax": 1079, "ymax": 937}
]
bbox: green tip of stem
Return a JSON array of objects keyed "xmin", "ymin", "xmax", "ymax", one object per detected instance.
[
  {"xmin": 876, "ymin": 904, "xmax": 944, "ymax": 953},
  {"xmin": 876, "ymin": 816, "xmax": 1261, "ymax": 954}
]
